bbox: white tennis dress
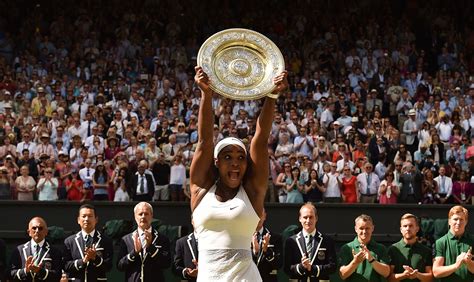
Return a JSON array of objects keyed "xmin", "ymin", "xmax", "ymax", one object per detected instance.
[{"xmin": 193, "ymin": 184, "xmax": 262, "ymax": 282}]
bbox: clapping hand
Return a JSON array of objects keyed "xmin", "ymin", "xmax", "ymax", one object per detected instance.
[
  {"xmin": 133, "ymin": 232, "xmax": 142, "ymax": 253},
  {"xmin": 262, "ymin": 233, "xmax": 271, "ymax": 253},
  {"xmin": 351, "ymin": 248, "xmax": 365, "ymax": 264},
  {"xmin": 402, "ymin": 265, "xmax": 419, "ymax": 279},
  {"xmin": 83, "ymin": 245, "xmax": 97, "ymax": 263},
  {"xmin": 25, "ymin": 256, "xmax": 42, "ymax": 273},
  {"xmin": 301, "ymin": 254, "xmax": 312, "ymax": 271}
]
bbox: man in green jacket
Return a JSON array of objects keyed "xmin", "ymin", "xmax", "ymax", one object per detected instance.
[
  {"xmin": 387, "ymin": 213, "xmax": 433, "ymax": 281},
  {"xmin": 433, "ymin": 205, "xmax": 474, "ymax": 282},
  {"xmin": 339, "ymin": 214, "xmax": 390, "ymax": 281}
]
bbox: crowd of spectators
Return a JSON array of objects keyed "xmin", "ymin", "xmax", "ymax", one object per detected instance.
[{"xmin": 0, "ymin": 0, "xmax": 474, "ymax": 204}]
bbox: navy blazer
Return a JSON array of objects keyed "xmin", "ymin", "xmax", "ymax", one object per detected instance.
[
  {"xmin": 252, "ymin": 227, "xmax": 283, "ymax": 282},
  {"xmin": 173, "ymin": 233, "xmax": 198, "ymax": 281},
  {"xmin": 9, "ymin": 240, "xmax": 62, "ymax": 281},
  {"xmin": 284, "ymin": 231, "xmax": 337, "ymax": 282},
  {"xmin": 117, "ymin": 229, "xmax": 171, "ymax": 282},
  {"xmin": 63, "ymin": 231, "xmax": 113, "ymax": 281}
]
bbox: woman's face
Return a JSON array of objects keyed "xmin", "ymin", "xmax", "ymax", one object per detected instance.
[
  {"xmin": 216, "ymin": 145, "xmax": 248, "ymax": 189},
  {"xmin": 310, "ymin": 170, "xmax": 317, "ymax": 179},
  {"xmin": 21, "ymin": 167, "xmax": 29, "ymax": 176}
]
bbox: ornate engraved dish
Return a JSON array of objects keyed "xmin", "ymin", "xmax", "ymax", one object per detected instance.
[{"xmin": 197, "ymin": 28, "xmax": 285, "ymax": 100}]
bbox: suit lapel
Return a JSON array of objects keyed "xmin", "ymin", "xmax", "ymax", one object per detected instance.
[
  {"xmin": 38, "ymin": 242, "xmax": 51, "ymax": 265},
  {"xmin": 22, "ymin": 241, "xmax": 30, "ymax": 261},
  {"xmin": 95, "ymin": 231, "xmax": 102, "ymax": 248},
  {"xmin": 186, "ymin": 233, "xmax": 197, "ymax": 261},
  {"xmin": 295, "ymin": 231, "xmax": 306, "ymax": 257},
  {"xmin": 256, "ymin": 228, "xmax": 271, "ymax": 266},
  {"xmin": 310, "ymin": 231, "xmax": 324, "ymax": 264},
  {"xmin": 74, "ymin": 232, "xmax": 85, "ymax": 259}
]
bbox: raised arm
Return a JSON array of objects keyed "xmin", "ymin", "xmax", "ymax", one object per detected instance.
[
  {"xmin": 245, "ymin": 71, "xmax": 288, "ymax": 216},
  {"xmin": 190, "ymin": 66, "xmax": 216, "ymax": 211}
]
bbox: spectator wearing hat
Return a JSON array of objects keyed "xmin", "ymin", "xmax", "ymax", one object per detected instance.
[
  {"xmin": 3, "ymin": 102, "xmax": 15, "ymax": 119},
  {"xmin": 30, "ymin": 87, "xmax": 47, "ymax": 111},
  {"xmin": 327, "ymin": 121, "xmax": 341, "ymax": 144},
  {"xmin": 105, "ymin": 136, "xmax": 121, "ymax": 161},
  {"xmin": 365, "ymin": 89, "xmax": 383, "ymax": 115},
  {"xmin": 403, "ymin": 109, "xmax": 419, "ymax": 155},
  {"xmin": 34, "ymin": 133, "xmax": 54, "ymax": 160}
]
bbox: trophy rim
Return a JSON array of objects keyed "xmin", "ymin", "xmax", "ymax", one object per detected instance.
[{"xmin": 197, "ymin": 28, "xmax": 285, "ymax": 100}]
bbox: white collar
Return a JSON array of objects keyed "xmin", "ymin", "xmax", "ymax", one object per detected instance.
[
  {"xmin": 138, "ymin": 227, "xmax": 152, "ymax": 236},
  {"xmin": 81, "ymin": 229, "xmax": 96, "ymax": 239},
  {"xmin": 257, "ymin": 227, "xmax": 264, "ymax": 235},
  {"xmin": 31, "ymin": 239, "xmax": 45, "ymax": 248},
  {"xmin": 302, "ymin": 229, "xmax": 316, "ymax": 238}
]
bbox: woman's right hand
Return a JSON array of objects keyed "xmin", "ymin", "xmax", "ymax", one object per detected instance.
[{"xmin": 194, "ymin": 66, "xmax": 211, "ymax": 94}]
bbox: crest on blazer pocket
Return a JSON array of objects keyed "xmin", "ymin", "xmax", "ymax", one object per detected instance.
[{"xmin": 317, "ymin": 250, "xmax": 326, "ymax": 260}]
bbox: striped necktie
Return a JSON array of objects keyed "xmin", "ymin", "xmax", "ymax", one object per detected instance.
[{"xmin": 307, "ymin": 235, "xmax": 313, "ymax": 255}]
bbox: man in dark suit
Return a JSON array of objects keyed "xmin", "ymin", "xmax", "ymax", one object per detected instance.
[
  {"xmin": 63, "ymin": 204, "xmax": 113, "ymax": 281},
  {"xmin": 8, "ymin": 217, "xmax": 62, "ymax": 281},
  {"xmin": 251, "ymin": 209, "xmax": 283, "ymax": 282},
  {"xmin": 284, "ymin": 203, "xmax": 337, "ymax": 282},
  {"xmin": 368, "ymin": 125, "xmax": 389, "ymax": 166},
  {"xmin": 398, "ymin": 162, "xmax": 423, "ymax": 203},
  {"xmin": 129, "ymin": 160, "xmax": 155, "ymax": 201},
  {"xmin": 117, "ymin": 202, "xmax": 171, "ymax": 281},
  {"xmin": 173, "ymin": 231, "xmax": 198, "ymax": 281}
]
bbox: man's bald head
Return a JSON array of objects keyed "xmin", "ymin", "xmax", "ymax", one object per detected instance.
[{"xmin": 28, "ymin": 217, "xmax": 48, "ymax": 243}]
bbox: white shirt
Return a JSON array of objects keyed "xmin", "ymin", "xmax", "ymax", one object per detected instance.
[
  {"xmin": 81, "ymin": 121, "xmax": 97, "ymax": 137},
  {"xmin": 336, "ymin": 160, "xmax": 355, "ymax": 172},
  {"xmin": 68, "ymin": 125, "xmax": 86, "ymax": 140},
  {"xmin": 79, "ymin": 167, "xmax": 95, "ymax": 184},
  {"xmin": 30, "ymin": 239, "xmax": 45, "ymax": 253},
  {"xmin": 322, "ymin": 172, "xmax": 341, "ymax": 197},
  {"xmin": 434, "ymin": 175, "xmax": 453, "ymax": 197},
  {"xmin": 169, "ymin": 163, "xmax": 186, "ymax": 185},
  {"xmin": 356, "ymin": 172, "xmax": 380, "ymax": 195},
  {"xmin": 16, "ymin": 141, "xmax": 37, "ymax": 157},
  {"xmin": 320, "ymin": 109, "xmax": 333, "ymax": 128},
  {"xmin": 435, "ymin": 122, "xmax": 454, "ymax": 142},
  {"xmin": 136, "ymin": 173, "xmax": 149, "ymax": 195}
]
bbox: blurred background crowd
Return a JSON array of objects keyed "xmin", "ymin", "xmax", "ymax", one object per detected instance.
[{"xmin": 0, "ymin": 0, "xmax": 474, "ymax": 204}]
